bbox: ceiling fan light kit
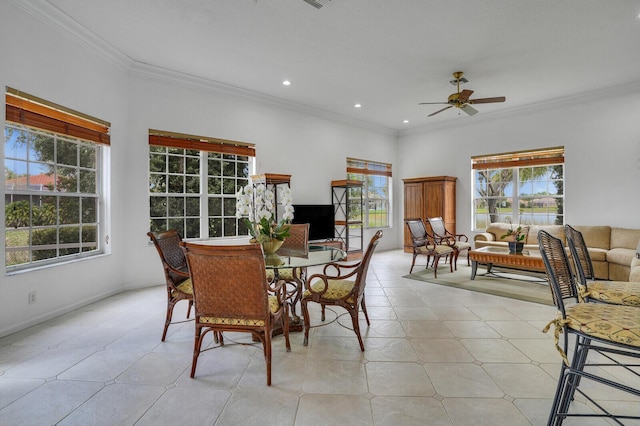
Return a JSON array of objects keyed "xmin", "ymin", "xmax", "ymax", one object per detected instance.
[
  {"xmin": 303, "ymin": 0, "xmax": 331, "ymax": 9},
  {"xmin": 420, "ymin": 71, "xmax": 505, "ymax": 117}
]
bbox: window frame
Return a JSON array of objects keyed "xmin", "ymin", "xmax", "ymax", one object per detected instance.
[
  {"xmin": 148, "ymin": 130, "xmax": 255, "ymax": 239},
  {"xmin": 4, "ymin": 88, "xmax": 109, "ymax": 272},
  {"xmin": 471, "ymin": 147, "xmax": 564, "ymax": 230},
  {"xmin": 346, "ymin": 157, "xmax": 392, "ymax": 229}
]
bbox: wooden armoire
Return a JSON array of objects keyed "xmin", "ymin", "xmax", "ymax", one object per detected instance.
[{"xmin": 403, "ymin": 176, "xmax": 457, "ymax": 252}]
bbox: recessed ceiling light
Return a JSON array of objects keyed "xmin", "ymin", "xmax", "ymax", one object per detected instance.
[
  {"xmin": 282, "ymin": 80, "xmax": 291, "ymax": 86},
  {"xmin": 354, "ymin": 103, "xmax": 362, "ymax": 108},
  {"xmin": 403, "ymin": 120, "xmax": 409, "ymax": 123}
]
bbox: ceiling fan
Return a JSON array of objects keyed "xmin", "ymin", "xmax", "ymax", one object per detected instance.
[{"xmin": 420, "ymin": 71, "xmax": 506, "ymax": 117}]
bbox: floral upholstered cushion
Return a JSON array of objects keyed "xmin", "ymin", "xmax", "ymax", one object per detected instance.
[
  {"xmin": 199, "ymin": 295, "xmax": 280, "ymax": 327},
  {"xmin": 417, "ymin": 245, "xmax": 453, "ymax": 255},
  {"xmin": 545, "ymin": 303, "xmax": 640, "ymax": 365},
  {"xmin": 304, "ymin": 279, "xmax": 355, "ymax": 302},
  {"xmin": 566, "ymin": 303, "xmax": 640, "ymax": 347},
  {"xmin": 580, "ymin": 281, "xmax": 640, "ymax": 306},
  {"xmin": 174, "ymin": 279, "xmax": 193, "ymax": 295},
  {"xmin": 266, "ymin": 268, "xmax": 295, "ymax": 281}
]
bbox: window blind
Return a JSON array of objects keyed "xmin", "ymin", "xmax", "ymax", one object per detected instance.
[
  {"xmin": 148, "ymin": 130, "xmax": 255, "ymax": 157},
  {"xmin": 5, "ymin": 88, "xmax": 110, "ymax": 145}
]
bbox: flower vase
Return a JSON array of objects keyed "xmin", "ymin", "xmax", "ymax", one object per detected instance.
[
  {"xmin": 261, "ymin": 239, "xmax": 284, "ymax": 254},
  {"xmin": 509, "ymin": 242, "xmax": 524, "ymax": 254}
]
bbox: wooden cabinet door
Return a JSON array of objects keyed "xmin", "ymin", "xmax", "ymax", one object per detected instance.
[
  {"xmin": 404, "ymin": 183, "xmax": 425, "ymax": 219},
  {"xmin": 403, "ymin": 182, "xmax": 425, "ymax": 250}
]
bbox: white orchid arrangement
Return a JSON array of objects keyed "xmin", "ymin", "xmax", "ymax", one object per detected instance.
[{"xmin": 236, "ymin": 183, "xmax": 294, "ymax": 243}]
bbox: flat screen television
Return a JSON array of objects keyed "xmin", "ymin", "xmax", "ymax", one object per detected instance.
[{"xmin": 292, "ymin": 204, "xmax": 335, "ymax": 241}]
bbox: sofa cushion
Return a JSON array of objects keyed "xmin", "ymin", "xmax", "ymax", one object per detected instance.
[
  {"xmin": 573, "ymin": 225, "xmax": 611, "ymax": 250},
  {"xmin": 588, "ymin": 247, "xmax": 608, "ymax": 263},
  {"xmin": 607, "ymin": 248, "xmax": 636, "ymax": 268},
  {"xmin": 611, "ymin": 227, "xmax": 640, "ymax": 250},
  {"xmin": 526, "ymin": 225, "xmax": 565, "ymax": 245}
]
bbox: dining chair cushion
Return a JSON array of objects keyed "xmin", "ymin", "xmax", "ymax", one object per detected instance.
[
  {"xmin": 565, "ymin": 303, "xmax": 640, "ymax": 347},
  {"xmin": 173, "ymin": 279, "xmax": 193, "ymax": 296},
  {"xmin": 418, "ymin": 245, "xmax": 453, "ymax": 256},
  {"xmin": 304, "ymin": 279, "xmax": 356, "ymax": 303},
  {"xmin": 452, "ymin": 241, "xmax": 471, "ymax": 251},
  {"xmin": 199, "ymin": 295, "xmax": 281, "ymax": 326},
  {"xmin": 266, "ymin": 268, "xmax": 295, "ymax": 281},
  {"xmin": 579, "ymin": 281, "xmax": 640, "ymax": 306}
]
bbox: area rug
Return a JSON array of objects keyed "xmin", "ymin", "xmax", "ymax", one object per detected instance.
[{"xmin": 403, "ymin": 264, "xmax": 554, "ymax": 305}]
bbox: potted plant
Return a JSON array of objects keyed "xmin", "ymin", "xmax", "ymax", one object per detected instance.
[
  {"xmin": 235, "ymin": 183, "xmax": 293, "ymax": 253},
  {"xmin": 500, "ymin": 217, "xmax": 527, "ymax": 253}
]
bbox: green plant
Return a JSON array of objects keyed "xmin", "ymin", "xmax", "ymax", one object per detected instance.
[{"xmin": 500, "ymin": 217, "xmax": 527, "ymax": 242}]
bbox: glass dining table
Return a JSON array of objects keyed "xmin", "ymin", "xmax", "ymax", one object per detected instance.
[{"xmin": 266, "ymin": 244, "xmax": 347, "ymax": 330}]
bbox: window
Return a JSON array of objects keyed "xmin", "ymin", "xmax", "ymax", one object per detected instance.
[
  {"xmin": 148, "ymin": 131, "xmax": 255, "ymax": 239},
  {"xmin": 4, "ymin": 88, "xmax": 110, "ymax": 271},
  {"xmin": 347, "ymin": 157, "xmax": 391, "ymax": 228},
  {"xmin": 472, "ymin": 147, "xmax": 564, "ymax": 230}
]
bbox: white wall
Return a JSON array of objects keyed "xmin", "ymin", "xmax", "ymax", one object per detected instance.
[
  {"xmin": 122, "ymin": 69, "xmax": 399, "ymax": 288},
  {"xmin": 397, "ymin": 86, "xmax": 640, "ymax": 241},
  {"xmin": 0, "ymin": 2, "xmax": 398, "ymax": 336},
  {"xmin": 0, "ymin": 1, "xmax": 130, "ymax": 336}
]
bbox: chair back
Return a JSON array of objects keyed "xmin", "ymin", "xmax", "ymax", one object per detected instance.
[
  {"xmin": 565, "ymin": 224, "xmax": 595, "ymax": 281},
  {"xmin": 147, "ymin": 229, "xmax": 189, "ymax": 285},
  {"xmin": 405, "ymin": 218, "xmax": 429, "ymax": 247},
  {"xmin": 181, "ymin": 243, "xmax": 271, "ymax": 323},
  {"xmin": 427, "ymin": 217, "xmax": 446, "ymax": 237},
  {"xmin": 353, "ymin": 230, "xmax": 383, "ymax": 300},
  {"xmin": 538, "ymin": 230, "xmax": 578, "ymax": 313},
  {"xmin": 281, "ymin": 223, "xmax": 309, "ymax": 255}
]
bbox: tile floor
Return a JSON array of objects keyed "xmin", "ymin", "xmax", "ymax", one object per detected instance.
[{"xmin": 1, "ymin": 249, "xmax": 638, "ymax": 425}]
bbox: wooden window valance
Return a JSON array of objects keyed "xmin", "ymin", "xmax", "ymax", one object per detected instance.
[
  {"xmin": 5, "ymin": 88, "xmax": 110, "ymax": 145},
  {"xmin": 148, "ymin": 130, "xmax": 255, "ymax": 157},
  {"xmin": 471, "ymin": 147, "xmax": 564, "ymax": 170},
  {"xmin": 347, "ymin": 157, "xmax": 392, "ymax": 177}
]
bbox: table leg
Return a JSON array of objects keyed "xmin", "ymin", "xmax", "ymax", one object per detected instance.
[{"xmin": 471, "ymin": 260, "xmax": 478, "ymax": 280}]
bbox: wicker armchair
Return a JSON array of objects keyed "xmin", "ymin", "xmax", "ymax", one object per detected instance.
[
  {"xmin": 404, "ymin": 218, "xmax": 454, "ymax": 278},
  {"xmin": 147, "ymin": 230, "xmax": 194, "ymax": 341},
  {"xmin": 180, "ymin": 242, "xmax": 290, "ymax": 386},
  {"xmin": 265, "ymin": 223, "xmax": 309, "ymax": 318},
  {"xmin": 538, "ymin": 230, "xmax": 640, "ymax": 424},
  {"xmin": 427, "ymin": 216, "xmax": 470, "ymax": 269},
  {"xmin": 566, "ymin": 224, "xmax": 640, "ymax": 306},
  {"xmin": 301, "ymin": 230, "xmax": 382, "ymax": 351}
]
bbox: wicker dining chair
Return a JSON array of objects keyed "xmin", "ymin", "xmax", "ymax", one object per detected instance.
[
  {"xmin": 565, "ymin": 224, "xmax": 640, "ymax": 306},
  {"xmin": 301, "ymin": 230, "xmax": 382, "ymax": 351},
  {"xmin": 405, "ymin": 218, "xmax": 454, "ymax": 278},
  {"xmin": 265, "ymin": 223, "xmax": 309, "ymax": 318},
  {"xmin": 180, "ymin": 242, "xmax": 290, "ymax": 386},
  {"xmin": 538, "ymin": 230, "xmax": 640, "ymax": 424},
  {"xmin": 147, "ymin": 230, "xmax": 194, "ymax": 341},
  {"xmin": 427, "ymin": 216, "xmax": 471, "ymax": 269}
]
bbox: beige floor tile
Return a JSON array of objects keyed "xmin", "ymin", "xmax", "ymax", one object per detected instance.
[
  {"xmin": 371, "ymin": 396, "xmax": 452, "ymax": 426},
  {"xmin": 366, "ymin": 362, "xmax": 435, "ymax": 396},
  {"xmin": 443, "ymin": 397, "xmax": 532, "ymax": 426},
  {"xmin": 295, "ymin": 394, "xmax": 372, "ymax": 426},
  {"xmin": 424, "ymin": 362, "xmax": 504, "ymax": 398},
  {"xmin": 460, "ymin": 338, "xmax": 531, "ymax": 363},
  {"xmin": 412, "ymin": 338, "xmax": 474, "ymax": 363}
]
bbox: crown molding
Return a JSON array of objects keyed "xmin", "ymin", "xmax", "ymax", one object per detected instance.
[
  {"xmin": 10, "ymin": 0, "xmax": 397, "ymax": 137},
  {"xmin": 129, "ymin": 62, "xmax": 399, "ymax": 137},
  {"xmin": 11, "ymin": 0, "xmax": 133, "ymax": 71}
]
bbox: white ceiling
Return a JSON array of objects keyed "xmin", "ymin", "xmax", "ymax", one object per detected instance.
[{"xmin": 35, "ymin": 0, "xmax": 640, "ymax": 131}]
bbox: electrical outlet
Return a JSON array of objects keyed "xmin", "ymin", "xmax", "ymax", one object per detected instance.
[{"xmin": 28, "ymin": 291, "xmax": 36, "ymax": 304}]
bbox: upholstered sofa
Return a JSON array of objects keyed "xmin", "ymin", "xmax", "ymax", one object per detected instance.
[{"xmin": 474, "ymin": 223, "xmax": 640, "ymax": 281}]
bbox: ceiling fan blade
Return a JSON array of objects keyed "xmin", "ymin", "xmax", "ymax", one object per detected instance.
[
  {"xmin": 428, "ymin": 105, "xmax": 453, "ymax": 117},
  {"xmin": 468, "ymin": 96, "xmax": 506, "ymax": 104},
  {"xmin": 458, "ymin": 89, "xmax": 474, "ymax": 102},
  {"xmin": 419, "ymin": 102, "xmax": 449, "ymax": 105},
  {"xmin": 461, "ymin": 105, "xmax": 478, "ymax": 116}
]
